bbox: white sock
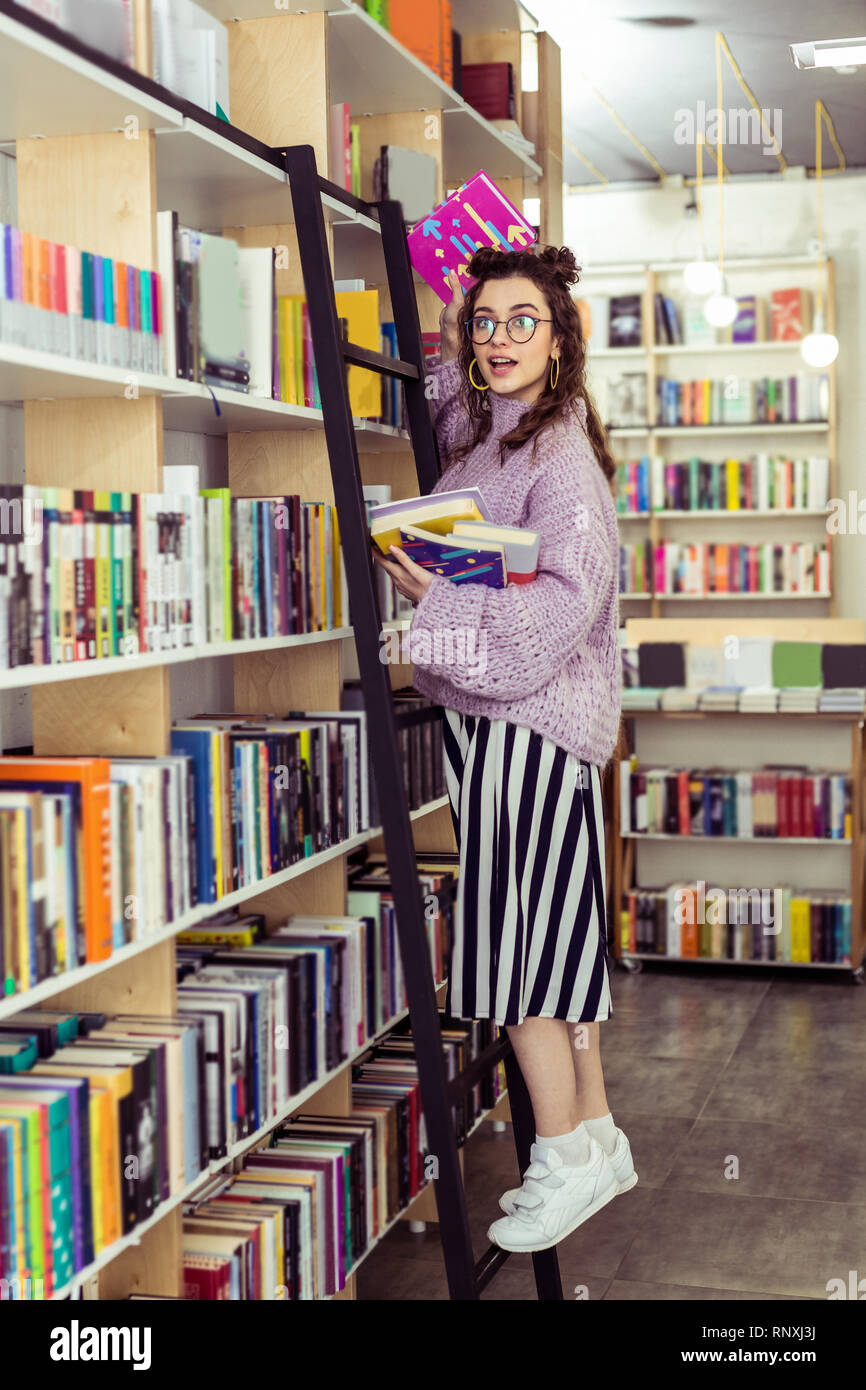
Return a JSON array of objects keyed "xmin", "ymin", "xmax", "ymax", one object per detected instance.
[
  {"xmin": 583, "ymin": 1112, "xmax": 618, "ymax": 1155},
  {"xmin": 535, "ymin": 1120, "xmax": 592, "ymax": 1168}
]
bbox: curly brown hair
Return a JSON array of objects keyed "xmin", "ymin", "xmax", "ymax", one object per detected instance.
[{"xmin": 445, "ymin": 244, "xmax": 616, "ymax": 487}]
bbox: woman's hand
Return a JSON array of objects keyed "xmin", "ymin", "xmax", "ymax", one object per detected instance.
[
  {"xmin": 372, "ymin": 544, "xmax": 434, "ymax": 605},
  {"xmin": 439, "ymin": 269, "xmax": 463, "ymax": 363}
]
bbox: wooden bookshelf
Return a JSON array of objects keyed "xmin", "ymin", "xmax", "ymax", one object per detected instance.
[
  {"xmin": 580, "ymin": 256, "xmax": 838, "ymax": 617},
  {"xmin": 1, "ymin": 0, "xmax": 551, "ymax": 1300},
  {"xmin": 611, "ymin": 618, "xmax": 866, "ymax": 980}
]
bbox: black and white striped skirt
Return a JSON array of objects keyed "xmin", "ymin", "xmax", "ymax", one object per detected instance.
[{"xmin": 441, "ymin": 709, "xmax": 613, "ymax": 1027}]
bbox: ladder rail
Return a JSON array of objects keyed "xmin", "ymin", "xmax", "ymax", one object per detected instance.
[
  {"xmin": 284, "ymin": 144, "xmax": 563, "ymax": 1301},
  {"xmin": 283, "ymin": 142, "xmax": 478, "ymax": 1300}
]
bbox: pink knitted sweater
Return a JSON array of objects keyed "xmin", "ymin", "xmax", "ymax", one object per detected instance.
[{"xmin": 407, "ymin": 356, "xmax": 621, "ymax": 767}]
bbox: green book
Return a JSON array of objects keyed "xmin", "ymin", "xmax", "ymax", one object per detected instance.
[
  {"xmin": 0, "ymin": 1033, "xmax": 38, "ymax": 1074},
  {"xmin": 365, "ymin": 0, "xmax": 388, "ymax": 25},
  {"xmin": 201, "ymin": 488, "xmax": 233, "ymax": 643},
  {"xmin": 688, "ymin": 456, "xmax": 699, "ymax": 511},
  {"xmin": 771, "ymin": 641, "xmax": 822, "ymax": 688},
  {"xmin": 350, "ymin": 123, "xmax": 361, "ymax": 198}
]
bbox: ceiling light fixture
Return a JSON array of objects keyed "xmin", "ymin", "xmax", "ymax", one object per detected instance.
[
  {"xmin": 683, "ymin": 132, "xmax": 722, "ymax": 295},
  {"xmin": 789, "ymin": 37, "xmax": 866, "ymax": 69},
  {"xmin": 801, "ymin": 100, "xmax": 840, "ymax": 367},
  {"xmin": 703, "ymin": 32, "xmax": 738, "ymax": 328}
]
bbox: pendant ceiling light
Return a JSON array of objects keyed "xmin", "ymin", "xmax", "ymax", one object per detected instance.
[
  {"xmin": 683, "ymin": 132, "xmax": 722, "ymax": 295},
  {"xmin": 801, "ymin": 100, "xmax": 840, "ymax": 367},
  {"xmin": 703, "ymin": 32, "xmax": 737, "ymax": 328}
]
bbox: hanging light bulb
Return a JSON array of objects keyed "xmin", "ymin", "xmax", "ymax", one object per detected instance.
[
  {"xmin": 683, "ymin": 134, "xmax": 723, "ymax": 296},
  {"xmin": 704, "ymin": 279, "xmax": 738, "ymax": 326},
  {"xmin": 802, "ymin": 105, "xmax": 840, "ymax": 368},
  {"xmin": 801, "ymin": 308, "xmax": 839, "ymax": 366},
  {"xmin": 684, "ymin": 257, "xmax": 722, "ymax": 295}
]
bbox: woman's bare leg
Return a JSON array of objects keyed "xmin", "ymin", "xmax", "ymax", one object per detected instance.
[
  {"xmin": 504, "ymin": 1017, "xmax": 581, "ymax": 1136},
  {"xmin": 568, "ymin": 1020, "xmax": 611, "ymax": 1121}
]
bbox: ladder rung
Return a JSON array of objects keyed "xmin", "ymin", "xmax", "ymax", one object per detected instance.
[
  {"xmin": 446, "ymin": 1035, "xmax": 511, "ymax": 1103},
  {"xmin": 343, "ymin": 341, "xmax": 420, "ymax": 380},
  {"xmin": 316, "ymin": 172, "xmax": 380, "ymax": 221},
  {"xmin": 474, "ymin": 1243, "xmax": 511, "ymax": 1293}
]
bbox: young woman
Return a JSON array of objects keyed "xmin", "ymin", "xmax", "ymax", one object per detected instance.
[{"xmin": 373, "ymin": 244, "xmax": 636, "ymax": 1255}]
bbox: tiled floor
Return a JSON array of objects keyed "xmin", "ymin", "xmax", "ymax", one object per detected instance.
[{"xmin": 356, "ymin": 965, "xmax": 866, "ymax": 1301}]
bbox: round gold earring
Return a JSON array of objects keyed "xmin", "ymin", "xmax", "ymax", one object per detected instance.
[
  {"xmin": 468, "ymin": 358, "xmax": 489, "ymax": 391},
  {"xmin": 549, "ymin": 356, "xmax": 560, "ymax": 390}
]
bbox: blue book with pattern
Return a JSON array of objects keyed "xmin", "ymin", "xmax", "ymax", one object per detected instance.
[{"xmin": 398, "ymin": 525, "xmax": 506, "ymax": 587}]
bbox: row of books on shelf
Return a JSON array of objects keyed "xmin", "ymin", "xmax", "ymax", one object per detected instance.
[
  {"xmin": 651, "ymin": 540, "xmax": 831, "ymax": 596},
  {"xmin": 0, "ymin": 223, "xmax": 163, "ymax": 374},
  {"xmin": 615, "ymin": 454, "xmax": 830, "ymax": 515},
  {"xmin": 656, "ymin": 375, "xmax": 829, "ymax": 428},
  {"xmin": 0, "ymin": 475, "xmax": 351, "ymax": 671},
  {"xmin": 620, "ymin": 885, "xmax": 853, "ymax": 965},
  {"xmin": 623, "ymin": 686, "xmax": 866, "ymax": 714},
  {"xmin": 579, "ymin": 286, "xmax": 816, "ymax": 350},
  {"xmin": 178, "ymin": 1009, "xmax": 506, "ymax": 1302},
  {"xmin": 0, "ymin": 964, "xmax": 505, "ymax": 1298},
  {"xmin": 619, "ymin": 543, "xmax": 652, "ymax": 596},
  {"xmin": 620, "ymin": 760, "xmax": 851, "ymax": 839},
  {"xmin": 623, "ymin": 637, "xmax": 866, "ymax": 692},
  {"xmin": 17, "ymin": 0, "xmax": 231, "ymax": 120},
  {"xmin": 0, "ymin": 688, "xmax": 445, "ymax": 995}
]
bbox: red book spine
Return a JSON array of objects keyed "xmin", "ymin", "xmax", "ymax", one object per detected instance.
[
  {"xmin": 790, "ymin": 776, "xmax": 803, "ymax": 837},
  {"xmin": 678, "ymin": 769, "xmax": 690, "ymax": 834},
  {"xmin": 777, "ymin": 774, "xmax": 789, "ymax": 838},
  {"xmin": 802, "ymin": 776, "xmax": 814, "ymax": 837}
]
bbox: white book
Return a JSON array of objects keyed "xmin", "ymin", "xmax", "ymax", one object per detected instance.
[
  {"xmin": 237, "ymin": 246, "xmax": 274, "ymax": 398},
  {"xmin": 155, "ymin": 211, "xmax": 178, "ymax": 380},
  {"xmin": 163, "ymin": 466, "xmax": 206, "ymax": 645},
  {"xmin": 808, "ymin": 456, "xmax": 829, "ymax": 509},
  {"xmin": 619, "ymin": 757, "xmax": 632, "ymax": 835},
  {"xmin": 204, "ymin": 496, "xmax": 224, "ymax": 643}
]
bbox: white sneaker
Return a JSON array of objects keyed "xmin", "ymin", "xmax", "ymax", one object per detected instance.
[
  {"xmin": 498, "ymin": 1126, "xmax": 638, "ymax": 1217},
  {"xmin": 487, "ymin": 1138, "xmax": 618, "ymax": 1253}
]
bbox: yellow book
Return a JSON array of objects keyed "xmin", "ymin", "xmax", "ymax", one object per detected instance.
[
  {"xmin": 13, "ymin": 808, "xmax": 29, "ymax": 993},
  {"xmin": 94, "ymin": 490, "xmax": 114, "ymax": 657},
  {"xmin": 371, "ymin": 495, "xmax": 488, "ymax": 555},
  {"xmin": 88, "ymin": 1091, "xmax": 104, "ymax": 1254},
  {"xmin": 211, "ymin": 732, "xmax": 224, "ymax": 897},
  {"xmin": 790, "ymin": 897, "xmax": 811, "ymax": 963},
  {"xmin": 725, "ymin": 459, "xmax": 740, "ymax": 510},
  {"xmin": 299, "ymin": 729, "xmax": 312, "ymax": 854},
  {"xmin": 334, "ymin": 289, "xmax": 381, "ymax": 417},
  {"xmin": 319, "ymin": 504, "xmax": 326, "ymax": 630},
  {"xmin": 332, "ymin": 505, "xmax": 342, "ymax": 628},
  {"xmin": 281, "ymin": 298, "xmax": 296, "ymax": 405},
  {"xmin": 309, "ymin": 506, "xmax": 319, "ymax": 632}
]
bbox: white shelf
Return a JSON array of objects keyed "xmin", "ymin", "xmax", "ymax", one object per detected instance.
[
  {"xmin": 652, "ymin": 342, "xmax": 810, "ymax": 356},
  {"xmin": 327, "ymin": 3, "xmax": 541, "ymax": 182},
  {"xmin": 0, "ymin": 341, "xmax": 413, "ymax": 443},
  {"xmin": 620, "ymin": 951, "xmax": 852, "ymax": 971},
  {"xmin": 620, "ymin": 593, "xmax": 653, "ymax": 600},
  {"xmin": 625, "ymin": 833, "xmax": 849, "ymax": 845},
  {"xmin": 0, "ymin": 630, "xmax": 355, "ymax": 693},
  {"xmin": 0, "ymin": 11, "xmax": 182, "ymax": 142},
  {"xmin": 658, "ymin": 591, "xmax": 832, "ymax": 601},
  {"xmin": 154, "ymin": 119, "xmax": 290, "ymax": 230},
  {"xmin": 608, "ymin": 426, "xmax": 651, "ymax": 437},
  {"xmin": 0, "ymin": 795, "xmax": 450, "ymax": 1022},
  {"xmin": 653, "ymin": 423, "xmax": 829, "ymax": 437},
  {"xmin": 646, "ymin": 510, "xmax": 830, "ymax": 520}
]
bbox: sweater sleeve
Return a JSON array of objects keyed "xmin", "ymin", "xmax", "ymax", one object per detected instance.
[
  {"xmin": 425, "ymin": 354, "xmax": 468, "ymax": 460},
  {"xmin": 408, "ymin": 424, "xmax": 614, "ymax": 702}
]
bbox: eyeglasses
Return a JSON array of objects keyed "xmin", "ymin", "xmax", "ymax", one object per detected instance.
[{"xmin": 464, "ymin": 314, "xmax": 553, "ymax": 345}]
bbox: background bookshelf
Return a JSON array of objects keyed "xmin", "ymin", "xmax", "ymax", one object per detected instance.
[
  {"xmin": 611, "ymin": 618, "xmax": 865, "ymax": 979},
  {"xmin": 576, "ymin": 255, "xmax": 838, "ymax": 618},
  {"xmin": 0, "ymin": 0, "xmax": 563, "ymax": 1299}
]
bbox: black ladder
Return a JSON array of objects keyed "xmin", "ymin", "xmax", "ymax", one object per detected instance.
[{"xmin": 282, "ymin": 144, "xmax": 564, "ymax": 1302}]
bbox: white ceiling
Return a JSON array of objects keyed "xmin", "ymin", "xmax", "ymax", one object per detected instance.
[{"xmin": 527, "ymin": 0, "xmax": 866, "ymax": 185}]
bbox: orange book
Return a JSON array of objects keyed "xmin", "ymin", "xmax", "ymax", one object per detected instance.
[
  {"xmin": 388, "ymin": 0, "xmax": 442, "ymax": 74},
  {"xmin": 0, "ymin": 758, "xmax": 112, "ymax": 962},
  {"xmin": 715, "ymin": 544, "xmax": 729, "ymax": 594},
  {"xmin": 33, "ymin": 1064, "xmax": 124, "ymax": 1246},
  {"xmin": 440, "ymin": 0, "xmax": 452, "ymax": 85},
  {"xmin": 37, "ymin": 237, "xmax": 52, "ymax": 313},
  {"xmin": 680, "ymin": 888, "xmax": 700, "ymax": 956}
]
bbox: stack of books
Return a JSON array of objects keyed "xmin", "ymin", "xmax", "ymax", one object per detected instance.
[
  {"xmin": 739, "ymin": 687, "xmax": 780, "ymax": 713},
  {"xmin": 818, "ymin": 688, "xmax": 866, "ymax": 713},
  {"xmin": 698, "ymin": 687, "xmax": 741, "ymax": 711},
  {"xmin": 779, "ymin": 688, "xmax": 821, "ymax": 713}
]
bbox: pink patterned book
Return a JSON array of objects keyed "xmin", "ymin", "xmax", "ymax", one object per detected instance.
[{"xmin": 407, "ymin": 170, "xmax": 537, "ymax": 304}]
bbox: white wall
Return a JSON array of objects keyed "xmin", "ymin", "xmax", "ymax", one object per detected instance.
[{"xmin": 564, "ymin": 172, "xmax": 866, "ymax": 620}]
